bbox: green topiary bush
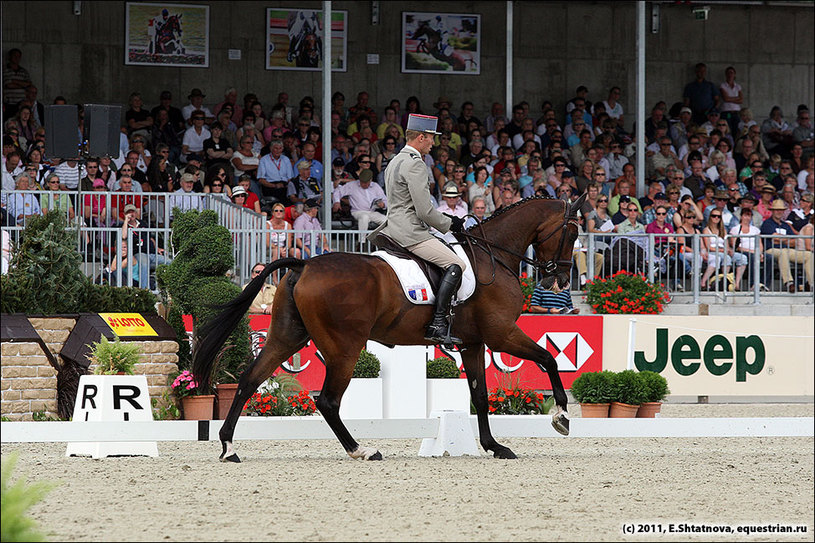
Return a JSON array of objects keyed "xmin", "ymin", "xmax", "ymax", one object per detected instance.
[
  {"xmin": 426, "ymin": 357, "xmax": 461, "ymax": 379},
  {"xmin": 353, "ymin": 349, "xmax": 381, "ymax": 378},
  {"xmin": 639, "ymin": 370, "xmax": 670, "ymax": 403},
  {"xmin": 569, "ymin": 371, "xmax": 615, "ymax": 404},
  {"xmin": 613, "ymin": 369, "xmax": 648, "ymax": 405},
  {"xmin": 157, "ymin": 209, "xmax": 251, "ymax": 385}
]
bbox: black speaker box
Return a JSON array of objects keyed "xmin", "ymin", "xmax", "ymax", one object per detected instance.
[
  {"xmin": 85, "ymin": 104, "xmax": 122, "ymax": 158},
  {"xmin": 44, "ymin": 105, "xmax": 80, "ymax": 159}
]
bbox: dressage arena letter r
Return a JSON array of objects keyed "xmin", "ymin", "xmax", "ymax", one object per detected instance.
[
  {"xmin": 81, "ymin": 384, "xmax": 98, "ymax": 409},
  {"xmin": 113, "ymin": 385, "xmax": 144, "ymax": 411}
]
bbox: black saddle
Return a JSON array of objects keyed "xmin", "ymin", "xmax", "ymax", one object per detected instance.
[{"xmin": 369, "ymin": 234, "xmax": 445, "ymax": 294}]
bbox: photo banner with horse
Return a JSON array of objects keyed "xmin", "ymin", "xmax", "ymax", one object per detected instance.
[
  {"xmin": 125, "ymin": 2, "xmax": 209, "ymax": 67},
  {"xmin": 402, "ymin": 12, "xmax": 481, "ymax": 75},
  {"xmin": 266, "ymin": 8, "xmax": 348, "ymax": 71}
]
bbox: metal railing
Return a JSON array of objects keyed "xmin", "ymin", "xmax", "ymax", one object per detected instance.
[{"xmin": 2, "ymin": 190, "xmax": 813, "ymax": 303}]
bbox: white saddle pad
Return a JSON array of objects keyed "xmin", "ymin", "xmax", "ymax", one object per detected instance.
[{"xmin": 372, "ymin": 232, "xmax": 475, "ymax": 305}]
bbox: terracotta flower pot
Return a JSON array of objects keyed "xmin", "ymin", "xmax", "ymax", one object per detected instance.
[
  {"xmin": 216, "ymin": 383, "xmax": 239, "ymax": 420},
  {"xmin": 637, "ymin": 402, "xmax": 662, "ymax": 418},
  {"xmin": 579, "ymin": 403, "xmax": 610, "ymax": 418},
  {"xmin": 609, "ymin": 401, "xmax": 639, "ymax": 418},
  {"xmin": 182, "ymin": 394, "xmax": 215, "ymax": 420}
]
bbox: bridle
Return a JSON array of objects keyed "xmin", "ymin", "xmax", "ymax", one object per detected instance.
[{"xmin": 457, "ymin": 200, "xmax": 579, "ymax": 285}]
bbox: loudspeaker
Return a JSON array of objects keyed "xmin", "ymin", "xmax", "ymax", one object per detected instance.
[
  {"xmin": 44, "ymin": 105, "xmax": 81, "ymax": 159},
  {"xmin": 85, "ymin": 104, "xmax": 122, "ymax": 158}
]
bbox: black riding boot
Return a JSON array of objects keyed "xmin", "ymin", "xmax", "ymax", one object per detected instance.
[{"xmin": 424, "ymin": 264, "xmax": 463, "ymax": 345}]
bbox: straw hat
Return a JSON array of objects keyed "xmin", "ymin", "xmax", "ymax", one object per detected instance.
[{"xmin": 768, "ymin": 199, "xmax": 787, "ymax": 211}]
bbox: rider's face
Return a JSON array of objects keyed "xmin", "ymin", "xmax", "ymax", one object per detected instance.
[{"xmin": 415, "ymin": 133, "xmax": 434, "ymax": 155}]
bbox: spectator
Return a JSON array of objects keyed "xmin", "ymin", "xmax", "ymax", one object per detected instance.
[
  {"xmin": 181, "ymin": 88, "xmax": 214, "ymax": 126},
  {"xmin": 6, "ymin": 172, "xmax": 40, "ymax": 225},
  {"xmin": 792, "ymin": 109, "xmax": 813, "ymax": 156},
  {"xmin": 755, "ymin": 185, "xmax": 778, "ymax": 221},
  {"xmin": 39, "ymin": 172, "xmax": 74, "ymax": 220},
  {"xmin": 170, "ymin": 172, "xmax": 204, "ymax": 218},
  {"xmin": 181, "ymin": 110, "xmax": 211, "ymax": 163},
  {"xmin": 437, "ymin": 183, "xmax": 468, "ymax": 218},
  {"xmin": 331, "ymin": 156, "xmax": 355, "ymax": 188},
  {"xmin": 287, "ymin": 160, "xmax": 322, "ymax": 206},
  {"xmin": 609, "ymin": 178, "xmax": 641, "ymax": 216},
  {"xmin": 528, "ymin": 282, "xmax": 579, "ymax": 314},
  {"xmin": 601, "ymin": 86, "xmax": 625, "ymax": 132},
  {"xmin": 332, "ymin": 168, "xmax": 387, "ymax": 233},
  {"xmin": 793, "ymin": 215, "xmax": 814, "ymax": 291},
  {"xmin": 83, "ymin": 178, "xmax": 109, "ymax": 227},
  {"xmin": 683, "ymin": 63, "xmax": 720, "ymax": 125},
  {"xmin": 202, "ymin": 165, "xmax": 232, "ymax": 200},
  {"xmin": 53, "ymin": 157, "xmax": 81, "ymax": 192},
  {"xmin": 110, "ymin": 174, "xmax": 143, "ymax": 223},
  {"xmin": 3, "ymin": 48, "xmax": 32, "ymax": 117},
  {"xmin": 245, "ymin": 262, "xmax": 277, "ymax": 315},
  {"xmin": 735, "ymin": 192, "xmax": 762, "ymax": 228},
  {"xmin": 719, "ymin": 67, "xmax": 744, "ymax": 136},
  {"xmin": 145, "ymin": 153, "xmax": 174, "ymax": 194},
  {"xmin": 464, "ymin": 196, "xmax": 489, "ymax": 229},
  {"xmin": 684, "ymin": 159, "xmax": 711, "ymax": 201},
  {"xmin": 586, "ymin": 194, "xmax": 613, "ymax": 252},
  {"xmin": 760, "ymin": 199, "xmax": 796, "ymax": 292},
  {"xmin": 729, "ymin": 208, "xmax": 763, "ymax": 290},
  {"xmin": 257, "ymin": 139, "xmax": 294, "ymax": 204},
  {"xmin": 294, "ymin": 198, "xmax": 330, "ymax": 258},
  {"xmin": 125, "ymin": 92, "xmax": 153, "ymax": 143},
  {"xmin": 127, "ymin": 134, "xmax": 152, "ymax": 175},
  {"xmin": 670, "ymin": 107, "xmax": 695, "ymax": 150},
  {"xmin": 119, "ymin": 203, "xmax": 171, "ymax": 290},
  {"xmin": 266, "ymin": 201, "xmax": 300, "ymax": 260},
  {"xmin": 761, "ymin": 106, "xmax": 793, "ymax": 156},
  {"xmin": 150, "ymin": 90, "xmax": 186, "ymax": 135},
  {"xmin": 700, "ymin": 207, "xmax": 746, "ymax": 290},
  {"xmin": 789, "ymin": 192, "xmax": 813, "ymax": 231},
  {"xmin": 649, "ymin": 137, "xmax": 683, "ymax": 181},
  {"xmin": 103, "ymin": 240, "xmax": 139, "ymax": 287},
  {"xmin": 202, "ymin": 123, "xmax": 233, "ymax": 171},
  {"xmin": 703, "ymin": 189, "xmax": 737, "ymax": 231},
  {"xmin": 214, "ymin": 87, "xmax": 243, "ymax": 127}
]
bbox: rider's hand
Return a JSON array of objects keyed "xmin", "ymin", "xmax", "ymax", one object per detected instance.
[{"xmin": 445, "ymin": 214, "xmax": 465, "ymax": 233}]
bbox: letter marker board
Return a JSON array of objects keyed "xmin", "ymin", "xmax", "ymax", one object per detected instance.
[{"xmin": 66, "ymin": 375, "xmax": 158, "ymax": 458}]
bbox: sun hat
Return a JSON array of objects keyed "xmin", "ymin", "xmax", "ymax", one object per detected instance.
[
  {"xmin": 760, "ymin": 185, "xmax": 777, "ymax": 194},
  {"xmin": 442, "ymin": 184, "xmax": 460, "ymax": 198},
  {"xmin": 433, "ymin": 96, "xmax": 452, "ymax": 109},
  {"xmin": 713, "ymin": 189, "xmax": 729, "ymax": 200},
  {"xmin": 680, "ymin": 106, "xmax": 692, "ymax": 115},
  {"xmin": 231, "ymin": 186, "xmax": 247, "ymax": 198},
  {"xmin": 188, "ymin": 88, "xmax": 205, "ymax": 99},
  {"xmin": 769, "ymin": 199, "xmax": 787, "ymax": 210}
]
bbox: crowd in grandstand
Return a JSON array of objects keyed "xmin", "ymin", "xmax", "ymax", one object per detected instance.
[{"xmin": 2, "ymin": 48, "xmax": 813, "ymax": 292}]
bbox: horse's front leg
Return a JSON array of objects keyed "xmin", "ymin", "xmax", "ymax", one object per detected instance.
[
  {"xmin": 460, "ymin": 343, "xmax": 516, "ymax": 459},
  {"xmin": 490, "ymin": 326, "xmax": 570, "ymax": 436}
]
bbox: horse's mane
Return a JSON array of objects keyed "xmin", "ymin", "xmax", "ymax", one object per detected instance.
[{"xmin": 467, "ymin": 194, "xmax": 558, "ymax": 230}]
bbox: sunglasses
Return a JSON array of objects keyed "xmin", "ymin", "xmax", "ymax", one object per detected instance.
[
  {"xmin": 359, "ymin": 161, "xmax": 371, "ymax": 165},
  {"xmin": 212, "ymin": 183, "xmax": 222, "ymax": 187},
  {"xmin": 598, "ymin": 199, "xmax": 608, "ymax": 203},
  {"xmin": 273, "ymin": 209, "xmax": 284, "ymax": 213},
  {"xmin": 710, "ymin": 214, "xmax": 722, "ymax": 218},
  {"xmin": 655, "ymin": 212, "xmax": 667, "ymax": 216}
]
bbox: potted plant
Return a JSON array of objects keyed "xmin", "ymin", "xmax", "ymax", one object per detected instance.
[
  {"xmin": 610, "ymin": 369, "xmax": 647, "ymax": 417},
  {"xmin": 570, "ymin": 371, "xmax": 615, "ymax": 418},
  {"xmin": 339, "ymin": 349, "xmax": 383, "ymax": 419},
  {"xmin": 425, "ymin": 356, "xmax": 470, "ymax": 416},
  {"xmin": 584, "ymin": 270, "xmax": 671, "ymax": 314},
  {"xmin": 637, "ymin": 371, "xmax": 670, "ymax": 418},
  {"xmin": 171, "ymin": 370, "xmax": 215, "ymax": 420},
  {"xmin": 89, "ymin": 336, "xmax": 141, "ymax": 375}
]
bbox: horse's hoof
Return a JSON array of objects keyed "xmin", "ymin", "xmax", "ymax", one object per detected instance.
[
  {"xmin": 493, "ymin": 447, "xmax": 517, "ymax": 460},
  {"xmin": 552, "ymin": 412, "xmax": 570, "ymax": 436},
  {"xmin": 219, "ymin": 453, "xmax": 241, "ymax": 463},
  {"xmin": 367, "ymin": 451, "xmax": 383, "ymax": 461}
]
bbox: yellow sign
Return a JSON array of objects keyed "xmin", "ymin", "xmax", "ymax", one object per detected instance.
[{"xmin": 99, "ymin": 313, "xmax": 158, "ymax": 337}]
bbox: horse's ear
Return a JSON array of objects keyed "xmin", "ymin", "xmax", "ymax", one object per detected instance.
[{"xmin": 570, "ymin": 193, "xmax": 588, "ymax": 216}]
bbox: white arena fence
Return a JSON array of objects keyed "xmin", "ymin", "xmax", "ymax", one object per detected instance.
[{"xmin": 2, "ymin": 189, "xmax": 813, "ymax": 300}]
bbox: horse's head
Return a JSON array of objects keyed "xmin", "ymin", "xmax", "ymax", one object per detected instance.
[
  {"xmin": 168, "ymin": 14, "xmax": 182, "ymax": 34},
  {"xmin": 533, "ymin": 193, "xmax": 586, "ymax": 293}
]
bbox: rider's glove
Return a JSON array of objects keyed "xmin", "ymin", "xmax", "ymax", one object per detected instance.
[{"xmin": 445, "ymin": 214, "xmax": 465, "ymax": 233}]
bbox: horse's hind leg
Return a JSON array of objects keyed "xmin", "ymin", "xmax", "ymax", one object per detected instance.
[
  {"xmin": 460, "ymin": 343, "xmax": 516, "ymax": 459},
  {"xmin": 490, "ymin": 326, "xmax": 570, "ymax": 436},
  {"xmin": 218, "ymin": 335, "xmax": 308, "ymax": 462}
]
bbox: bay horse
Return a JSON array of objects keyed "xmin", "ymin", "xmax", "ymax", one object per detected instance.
[
  {"xmin": 156, "ymin": 15, "xmax": 183, "ymax": 55},
  {"xmin": 193, "ymin": 194, "xmax": 585, "ymax": 462}
]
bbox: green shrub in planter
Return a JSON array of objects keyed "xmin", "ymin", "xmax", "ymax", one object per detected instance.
[
  {"xmin": 569, "ymin": 371, "xmax": 615, "ymax": 404},
  {"xmin": 613, "ymin": 369, "xmax": 648, "ymax": 405},
  {"xmin": 90, "ymin": 336, "xmax": 141, "ymax": 375},
  {"xmin": 639, "ymin": 371, "xmax": 670, "ymax": 403},
  {"xmin": 426, "ymin": 357, "xmax": 461, "ymax": 379},
  {"xmin": 353, "ymin": 349, "xmax": 381, "ymax": 378}
]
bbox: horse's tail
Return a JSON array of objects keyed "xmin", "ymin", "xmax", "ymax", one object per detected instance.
[{"xmin": 192, "ymin": 258, "xmax": 305, "ymax": 392}]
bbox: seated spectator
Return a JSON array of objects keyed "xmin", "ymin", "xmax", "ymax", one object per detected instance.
[
  {"xmin": 203, "ymin": 165, "xmax": 233, "ymax": 200},
  {"xmin": 181, "ymin": 110, "xmax": 211, "ymax": 162},
  {"xmin": 760, "ymin": 199, "xmax": 797, "ymax": 292},
  {"xmin": 203, "ymin": 123, "xmax": 233, "ymax": 171},
  {"xmin": 293, "ymin": 198, "xmax": 331, "ymax": 258},
  {"xmin": 761, "ymin": 106, "xmax": 793, "ymax": 157},
  {"xmin": 608, "ymin": 178, "xmax": 642, "ymax": 216},
  {"xmin": 789, "ymin": 192, "xmax": 813, "ymax": 231},
  {"xmin": 586, "ymin": 194, "xmax": 614, "ymax": 252},
  {"xmin": 245, "ymin": 262, "xmax": 277, "ymax": 315},
  {"xmin": 266, "ymin": 201, "xmax": 301, "ymax": 260},
  {"xmin": 700, "ymin": 207, "xmax": 746, "ymax": 290},
  {"xmin": 527, "ymin": 282, "xmax": 579, "ymax": 314},
  {"xmin": 38, "ymin": 172, "xmax": 74, "ymax": 221},
  {"xmin": 332, "ymin": 169, "xmax": 387, "ymax": 233},
  {"xmin": 110, "ymin": 174, "xmax": 143, "ymax": 224},
  {"xmin": 6, "ymin": 172, "xmax": 41, "ymax": 225},
  {"xmin": 170, "ymin": 172, "xmax": 204, "ymax": 219},
  {"xmin": 83, "ymin": 178, "xmax": 109, "ymax": 227},
  {"xmin": 120, "ymin": 203, "xmax": 171, "ymax": 290},
  {"xmin": 437, "ymin": 183, "xmax": 468, "ymax": 219},
  {"xmin": 103, "ymin": 240, "xmax": 139, "ymax": 287},
  {"xmin": 729, "ymin": 208, "xmax": 763, "ymax": 290},
  {"xmin": 648, "ymin": 137, "xmax": 683, "ymax": 181},
  {"xmin": 755, "ymin": 185, "xmax": 778, "ymax": 221},
  {"xmin": 464, "ymin": 196, "xmax": 489, "ymax": 228},
  {"xmin": 703, "ymin": 189, "xmax": 737, "ymax": 231},
  {"xmin": 794, "ymin": 215, "xmax": 814, "ymax": 292},
  {"xmin": 287, "ymin": 160, "xmax": 323, "ymax": 206},
  {"xmin": 646, "ymin": 204, "xmax": 676, "ymax": 273}
]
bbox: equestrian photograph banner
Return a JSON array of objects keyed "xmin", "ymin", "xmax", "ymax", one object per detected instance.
[
  {"xmin": 266, "ymin": 8, "xmax": 348, "ymax": 71},
  {"xmin": 125, "ymin": 2, "xmax": 209, "ymax": 67},
  {"xmin": 401, "ymin": 12, "xmax": 481, "ymax": 75}
]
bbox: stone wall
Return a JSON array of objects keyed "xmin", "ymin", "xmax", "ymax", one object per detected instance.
[{"xmin": 0, "ymin": 318, "xmax": 179, "ymax": 421}]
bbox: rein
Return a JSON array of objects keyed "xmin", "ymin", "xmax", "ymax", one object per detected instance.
[{"xmin": 456, "ymin": 201, "xmax": 578, "ymax": 286}]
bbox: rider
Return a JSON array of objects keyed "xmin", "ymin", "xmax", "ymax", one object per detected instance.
[
  {"xmin": 368, "ymin": 114, "xmax": 467, "ymax": 346},
  {"xmin": 147, "ymin": 8, "xmax": 170, "ymax": 54},
  {"xmin": 430, "ymin": 15, "xmax": 454, "ymax": 58},
  {"xmin": 287, "ymin": 10, "xmax": 322, "ymax": 63}
]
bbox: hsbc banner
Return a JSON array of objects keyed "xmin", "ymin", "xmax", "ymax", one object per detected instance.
[{"xmin": 185, "ymin": 315, "xmax": 604, "ymax": 391}]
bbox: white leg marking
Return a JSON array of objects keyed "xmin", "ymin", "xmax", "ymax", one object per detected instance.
[
  {"xmin": 223, "ymin": 441, "xmax": 235, "ymax": 458},
  {"xmin": 348, "ymin": 445, "xmax": 379, "ymax": 460}
]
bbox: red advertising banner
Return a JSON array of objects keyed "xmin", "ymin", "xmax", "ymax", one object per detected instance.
[{"xmin": 183, "ymin": 314, "xmax": 603, "ymax": 391}]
